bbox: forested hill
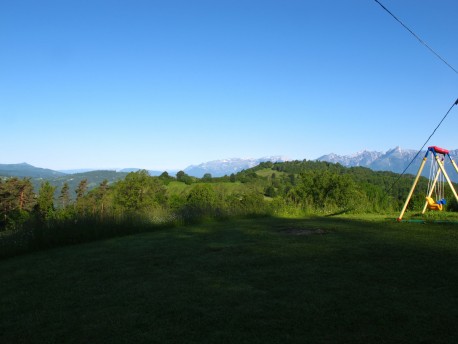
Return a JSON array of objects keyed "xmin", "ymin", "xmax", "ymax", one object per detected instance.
[
  {"xmin": 242, "ymin": 159, "xmax": 409, "ymax": 185},
  {"xmin": 0, "ymin": 163, "xmax": 65, "ymax": 178},
  {"xmin": 0, "ymin": 159, "xmax": 439, "ymax": 205},
  {"xmin": 235, "ymin": 159, "xmax": 444, "ymax": 211}
]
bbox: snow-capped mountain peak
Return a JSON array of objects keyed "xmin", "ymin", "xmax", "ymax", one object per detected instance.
[
  {"xmin": 316, "ymin": 146, "xmax": 456, "ymax": 177},
  {"xmin": 184, "ymin": 156, "xmax": 289, "ymax": 177},
  {"xmin": 317, "ymin": 150, "xmax": 383, "ymax": 167}
]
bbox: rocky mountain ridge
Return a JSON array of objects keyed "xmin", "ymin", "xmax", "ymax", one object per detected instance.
[
  {"xmin": 184, "ymin": 156, "xmax": 289, "ymax": 177},
  {"xmin": 317, "ymin": 146, "xmax": 458, "ymax": 178},
  {"xmin": 3, "ymin": 148, "xmax": 458, "ymax": 181}
]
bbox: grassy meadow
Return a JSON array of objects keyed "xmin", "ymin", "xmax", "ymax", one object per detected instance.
[{"xmin": 1, "ymin": 214, "xmax": 458, "ymax": 343}]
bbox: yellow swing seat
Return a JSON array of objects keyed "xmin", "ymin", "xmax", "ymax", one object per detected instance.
[{"xmin": 426, "ymin": 196, "xmax": 443, "ymax": 211}]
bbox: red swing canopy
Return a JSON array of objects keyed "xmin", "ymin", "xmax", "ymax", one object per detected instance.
[{"xmin": 428, "ymin": 146, "xmax": 449, "ymax": 155}]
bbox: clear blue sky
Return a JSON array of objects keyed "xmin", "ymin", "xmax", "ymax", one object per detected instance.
[{"xmin": 1, "ymin": 0, "xmax": 457, "ymax": 170}]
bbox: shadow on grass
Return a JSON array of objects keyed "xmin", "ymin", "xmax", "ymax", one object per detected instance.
[
  {"xmin": 325, "ymin": 208, "xmax": 353, "ymax": 217},
  {"xmin": 2, "ymin": 215, "xmax": 458, "ymax": 343}
]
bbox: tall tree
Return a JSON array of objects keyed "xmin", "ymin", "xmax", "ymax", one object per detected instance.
[
  {"xmin": 159, "ymin": 171, "xmax": 174, "ymax": 185},
  {"xmin": 0, "ymin": 178, "xmax": 35, "ymax": 229},
  {"xmin": 97, "ymin": 179, "xmax": 109, "ymax": 216},
  {"xmin": 1, "ymin": 179, "xmax": 17, "ymax": 227},
  {"xmin": 176, "ymin": 171, "xmax": 186, "ymax": 181},
  {"xmin": 176, "ymin": 171, "xmax": 193, "ymax": 185},
  {"xmin": 75, "ymin": 179, "xmax": 89, "ymax": 215},
  {"xmin": 75, "ymin": 179, "xmax": 88, "ymax": 200},
  {"xmin": 59, "ymin": 182, "xmax": 70, "ymax": 209},
  {"xmin": 17, "ymin": 178, "xmax": 35, "ymax": 212},
  {"xmin": 36, "ymin": 181, "xmax": 56, "ymax": 221}
]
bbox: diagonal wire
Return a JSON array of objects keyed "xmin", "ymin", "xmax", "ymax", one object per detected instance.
[
  {"xmin": 384, "ymin": 98, "xmax": 458, "ymax": 196},
  {"xmin": 374, "ymin": 0, "xmax": 458, "ymax": 75}
]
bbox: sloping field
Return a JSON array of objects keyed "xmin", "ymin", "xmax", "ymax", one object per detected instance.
[{"xmin": 1, "ymin": 216, "xmax": 458, "ymax": 343}]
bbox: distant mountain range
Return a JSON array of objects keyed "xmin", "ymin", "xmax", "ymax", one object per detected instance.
[
  {"xmin": 2, "ymin": 149, "xmax": 458, "ymax": 187},
  {"xmin": 94, "ymin": 156, "xmax": 289, "ymax": 177},
  {"xmin": 0, "ymin": 156, "xmax": 289, "ymax": 195},
  {"xmin": 317, "ymin": 146, "xmax": 458, "ymax": 180},
  {"xmin": 184, "ymin": 156, "xmax": 289, "ymax": 177}
]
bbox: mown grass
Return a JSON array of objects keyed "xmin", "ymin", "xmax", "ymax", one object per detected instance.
[
  {"xmin": 1, "ymin": 215, "xmax": 458, "ymax": 343},
  {"xmin": 165, "ymin": 180, "xmax": 191, "ymax": 195},
  {"xmin": 254, "ymin": 168, "xmax": 287, "ymax": 178}
]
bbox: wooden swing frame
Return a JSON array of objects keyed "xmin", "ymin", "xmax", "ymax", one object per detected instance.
[{"xmin": 397, "ymin": 146, "xmax": 458, "ymax": 221}]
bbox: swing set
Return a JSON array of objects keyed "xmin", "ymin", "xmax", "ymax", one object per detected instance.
[{"xmin": 397, "ymin": 146, "xmax": 458, "ymax": 221}]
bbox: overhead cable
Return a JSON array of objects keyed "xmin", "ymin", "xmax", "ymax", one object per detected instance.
[
  {"xmin": 374, "ymin": 0, "xmax": 458, "ymax": 75},
  {"xmin": 385, "ymin": 98, "xmax": 458, "ymax": 195}
]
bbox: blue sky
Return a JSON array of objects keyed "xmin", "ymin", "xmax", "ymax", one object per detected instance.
[{"xmin": 1, "ymin": 0, "xmax": 457, "ymax": 170}]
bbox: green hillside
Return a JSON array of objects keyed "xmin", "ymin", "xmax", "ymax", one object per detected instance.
[{"xmin": 0, "ymin": 163, "xmax": 65, "ymax": 178}]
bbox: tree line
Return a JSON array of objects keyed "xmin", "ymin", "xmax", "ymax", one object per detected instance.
[
  {"xmin": 3, "ymin": 160, "xmax": 453, "ymax": 231},
  {"xmin": 2, "ymin": 160, "xmax": 457, "ymax": 257}
]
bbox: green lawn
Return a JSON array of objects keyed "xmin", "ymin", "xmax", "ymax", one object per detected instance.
[
  {"xmin": 1, "ymin": 215, "xmax": 458, "ymax": 343},
  {"xmin": 255, "ymin": 168, "xmax": 287, "ymax": 178},
  {"xmin": 165, "ymin": 180, "xmax": 191, "ymax": 195}
]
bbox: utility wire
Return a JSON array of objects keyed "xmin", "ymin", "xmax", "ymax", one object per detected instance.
[
  {"xmin": 374, "ymin": 0, "xmax": 458, "ymax": 75},
  {"xmin": 385, "ymin": 98, "xmax": 458, "ymax": 195},
  {"xmin": 373, "ymin": 0, "xmax": 458, "ymax": 195}
]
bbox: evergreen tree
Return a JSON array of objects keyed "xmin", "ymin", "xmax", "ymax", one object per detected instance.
[
  {"xmin": 75, "ymin": 179, "xmax": 89, "ymax": 215},
  {"xmin": 36, "ymin": 181, "xmax": 56, "ymax": 221},
  {"xmin": 59, "ymin": 182, "xmax": 70, "ymax": 209},
  {"xmin": 75, "ymin": 179, "xmax": 88, "ymax": 200},
  {"xmin": 0, "ymin": 178, "xmax": 35, "ymax": 229},
  {"xmin": 17, "ymin": 178, "xmax": 35, "ymax": 212}
]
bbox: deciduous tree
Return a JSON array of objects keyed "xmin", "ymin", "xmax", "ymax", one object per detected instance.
[{"xmin": 114, "ymin": 170, "xmax": 166, "ymax": 212}]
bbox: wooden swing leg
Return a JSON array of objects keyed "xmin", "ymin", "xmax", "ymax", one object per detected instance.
[
  {"xmin": 436, "ymin": 156, "xmax": 458, "ymax": 204},
  {"xmin": 398, "ymin": 157, "xmax": 428, "ymax": 221},
  {"xmin": 448, "ymin": 155, "xmax": 458, "ymax": 175}
]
